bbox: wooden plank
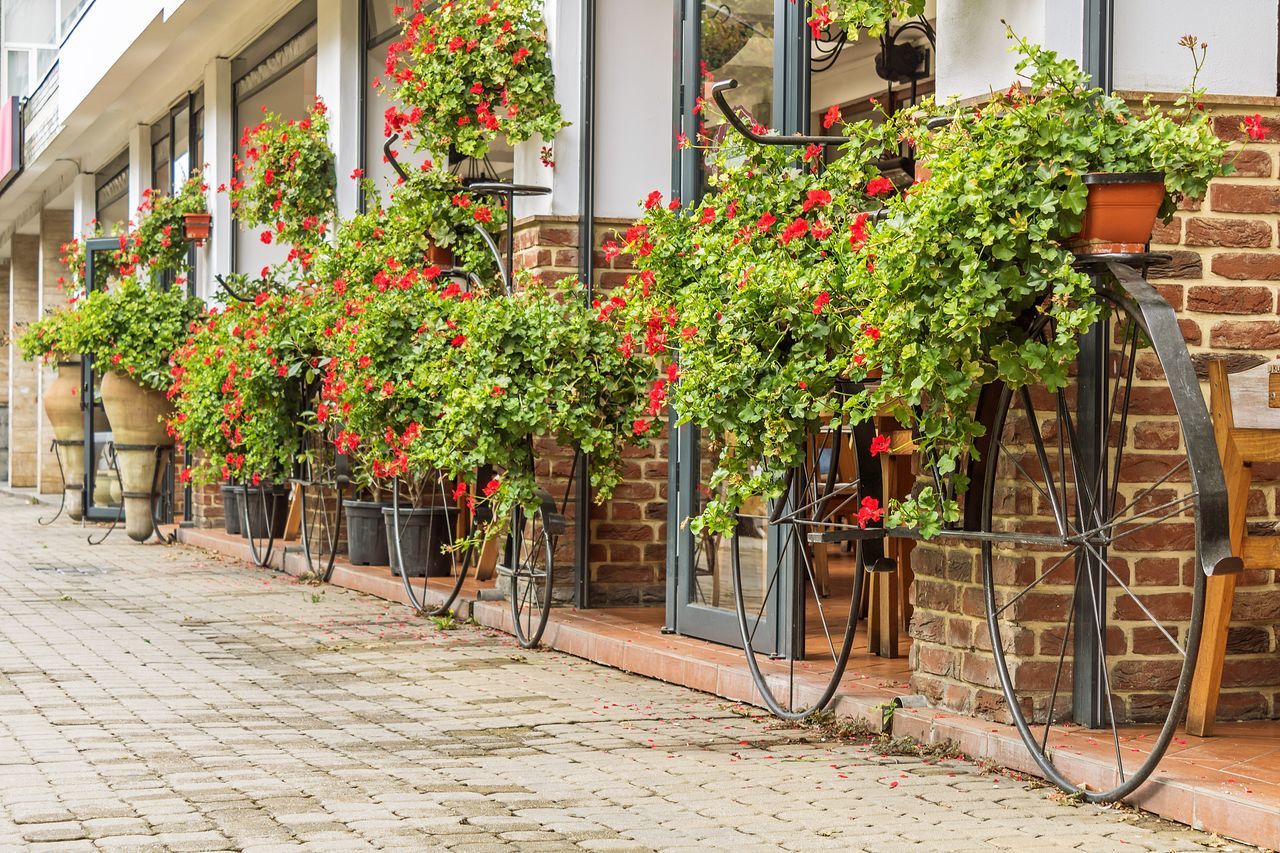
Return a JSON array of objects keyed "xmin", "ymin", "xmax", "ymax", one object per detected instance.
[
  {"xmin": 1186, "ymin": 361, "xmax": 1251, "ymax": 737},
  {"xmin": 1242, "ymin": 534, "xmax": 1280, "ymax": 569},
  {"xmin": 1226, "ymin": 359, "xmax": 1280, "ymax": 431},
  {"xmin": 282, "ymin": 482, "xmax": 303, "ymax": 541}
]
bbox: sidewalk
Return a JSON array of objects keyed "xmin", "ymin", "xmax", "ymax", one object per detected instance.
[
  {"xmin": 179, "ymin": 524, "xmax": 1280, "ymax": 850},
  {"xmin": 0, "ymin": 498, "xmax": 1246, "ymax": 851}
]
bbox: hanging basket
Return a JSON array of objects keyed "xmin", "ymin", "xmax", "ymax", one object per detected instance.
[
  {"xmin": 1066, "ymin": 172, "xmax": 1165, "ymax": 255},
  {"xmin": 182, "ymin": 212, "xmax": 212, "ymax": 246}
]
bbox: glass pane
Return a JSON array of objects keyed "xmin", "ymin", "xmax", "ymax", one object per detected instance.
[
  {"xmin": 193, "ymin": 107, "xmax": 204, "ymax": 170},
  {"xmin": 4, "ymin": 0, "xmax": 56, "ymax": 45},
  {"xmin": 172, "ymin": 105, "xmax": 191, "ymax": 187},
  {"xmin": 365, "ymin": 0, "xmax": 399, "ymax": 43},
  {"xmin": 698, "ymin": 0, "xmax": 773, "ymax": 174},
  {"xmin": 6, "ymin": 50, "xmax": 29, "ymax": 102},
  {"xmin": 152, "ymin": 139, "xmax": 171, "ymax": 197}
]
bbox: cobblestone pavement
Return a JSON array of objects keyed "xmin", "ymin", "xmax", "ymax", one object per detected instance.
[{"xmin": 0, "ymin": 498, "xmax": 1255, "ymax": 852}]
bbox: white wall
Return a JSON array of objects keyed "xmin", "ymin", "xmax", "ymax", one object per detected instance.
[
  {"xmin": 937, "ymin": 0, "xmax": 1275, "ymax": 100},
  {"xmin": 58, "ymin": 0, "xmax": 165, "ymax": 121},
  {"xmin": 593, "ymin": 0, "xmax": 675, "ymax": 219},
  {"xmin": 1113, "ymin": 1, "xmax": 1278, "ymax": 95},
  {"xmin": 513, "ymin": 0, "xmax": 581, "ymax": 220}
]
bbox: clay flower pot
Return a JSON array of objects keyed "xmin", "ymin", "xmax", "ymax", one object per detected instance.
[
  {"xmin": 100, "ymin": 370, "xmax": 173, "ymax": 542},
  {"xmin": 182, "ymin": 212, "xmax": 212, "ymax": 246},
  {"xmin": 1067, "ymin": 172, "xmax": 1166, "ymax": 255},
  {"xmin": 44, "ymin": 358, "xmax": 85, "ymax": 520},
  {"xmin": 428, "ymin": 244, "xmax": 454, "ymax": 267}
]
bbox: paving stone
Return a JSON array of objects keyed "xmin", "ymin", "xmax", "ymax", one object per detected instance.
[{"xmin": 0, "ymin": 500, "xmax": 1247, "ymax": 853}]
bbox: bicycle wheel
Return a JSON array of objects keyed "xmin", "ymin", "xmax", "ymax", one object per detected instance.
[
  {"xmin": 238, "ymin": 483, "xmax": 281, "ymax": 568},
  {"xmin": 730, "ymin": 421, "xmax": 875, "ymax": 720},
  {"xmin": 296, "ymin": 427, "xmax": 345, "ymax": 582},
  {"xmin": 976, "ymin": 277, "xmax": 1211, "ymax": 802},
  {"xmin": 389, "ymin": 475, "xmax": 470, "ymax": 617},
  {"xmin": 504, "ymin": 499, "xmax": 556, "ymax": 648}
]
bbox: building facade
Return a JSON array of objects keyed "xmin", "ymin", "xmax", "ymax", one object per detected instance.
[{"xmin": 2, "ymin": 0, "xmax": 1278, "ymax": 721}]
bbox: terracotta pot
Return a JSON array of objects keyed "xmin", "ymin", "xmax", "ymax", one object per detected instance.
[
  {"xmin": 100, "ymin": 371, "xmax": 173, "ymax": 542},
  {"xmin": 45, "ymin": 359, "xmax": 85, "ymax": 519},
  {"xmin": 182, "ymin": 212, "xmax": 212, "ymax": 246},
  {"xmin": 1067, "ymin": 172, "xmax": 1165, "ymax": 255},
  {"xmin": 428, "ymin": 244, "xmax": 454, "ymax": 267}
]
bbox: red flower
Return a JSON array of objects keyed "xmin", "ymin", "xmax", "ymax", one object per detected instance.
[
  {"xmin": 866, "ymin": 176, "xmax": 895, "ymax": 197},
  {"xmin": 779, "ymin": 218, "xmax": 809, "ymax": 245},
  {"xmin": 865, "ymin": 325, "xmax": 881, "ymax": 341},
  {"xmin": 700, "ymin": 206, "xmax": 716, "ymax": 225},
  {"xmin": 848, "ymin": 212, "xmax": 870, "ymax": 249},
  {"xmin": 259, "ymin": 230, "xmax": 273, "ymax": 244},
  {"xmin": 110, "ymin": 353, "xmax": 123, "ymax": 365},
  {"xmin": 812, "ymin": 292, "xmax": 831, "ymax": 314},
  {"xmin": 856, "ymin": 496, "xmax": 884, "ymax": 528},
  {"xmin": 381, "ymin": 381, "xmax": 394, "ymax": 397},
  {"xmin": 803, "ymin": 189, "xmax": 832, "ymax": 211},
  {"xmin": 350, "ymin": 168, "xmax": 365, "ymax": 179},
  {"xmin": 603, "ymin": 240, "xmax": 621, "ymax": 261},
  {"xmin": 451, "ymin": 334, "xmax": 467, "ymax": 347},
  {"xmin": 822, "ymin": 104, "xmax": 842, "ymax": 130},
  {"xmin": 756, "ymin": 212, "xmax": 777, "ymax": 232},
  {"xmin": 633, "ymin": 418, "xmax": 652, "ymax": 436},
  {"xmin": 482, "ymin": 478, "xmax": 501, "ymax": 497},
  {"xmin": 452, "ymin": 481, "xmax": 468, "ymax": 500},
  {"xmin": 870, "ymin": 434, "xmax": 891, "ymax": 456},
  {"xmin": 512, "ymin": 47, "xmax": 530, "ymax": 65},
  {"xmin": 644, "ymin": 190, "xmax": 663, "ymax": 210},
  {"xmin": 473, "ymin": 206, "xmax": 494, "ymax": 223},
  {"xmin": 808, "ymin": 3, "xmax": 832, "ymax": 38},
  {"xmin": 1243, "ymin": 114, "xmax": 1269, "ymax": 141}
]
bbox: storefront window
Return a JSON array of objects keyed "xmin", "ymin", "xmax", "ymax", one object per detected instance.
[
  {"xmin": 233, "ymin": 24, "xmax": 318, "ymax": 276},
  {"xmin": 95, "ymin": 150, "xmax": 129, "ymax": 233}
]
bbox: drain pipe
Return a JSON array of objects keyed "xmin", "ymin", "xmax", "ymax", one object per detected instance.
[{"xmin": 574, "ymin": 0, "xmax": 596, "ymax": 610}]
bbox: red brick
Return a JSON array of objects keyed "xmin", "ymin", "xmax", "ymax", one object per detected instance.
[
  {"xmin": 1146, "ymin": 250, "xmax": 1202, "ymax": 279},
  {"xmin": 1211, "ymin": 183, "xmax": 1280, "ymax": 214},
  {"xmin": 594, "ymin": 522, "xmax": 654, "ymax": 542},
  {"xmin": 1213, "ymin": 114, "xmax": 1280, "ymax": 143},
  {"xmin": 1211, "ymin": 252, "xmax": 1280, "ymax": 280},
  {"xmin": 1187, "ymin": 284, "xmax": 1274, "ymax": 313},
  {"xmin": 1210, "ymin": 320, "xmax": 1280, "ymax": 349},
  {"xmin": 1179, "ymin": 318, "xmax": 1203, "ymax": 345},
  {"xmin": 1186, "ymin": 217, "xmax": 1272, "ymax": 248},
  {"xmin": 1149, "ymin": 215, "xmax": 1181, "ymax": 245},
  {"xmin": 1232, "ymin": 148, "xmax": 1274, "ymax": 178},
  {"xmin": 1154, "ymin": 284, "xmax": 1184, "ymax": 310}
]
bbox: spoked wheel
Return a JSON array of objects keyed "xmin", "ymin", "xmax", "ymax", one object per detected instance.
[
  {"xmin": 238, "ymin": 484, "xmax": 282, "ymax": 568},
  {"xmin": 296, "ymin": 428, "xmax": 346, "ymax": 582},
  {"xmin": 389, "ymin": 475, "xmax": 470, "ymax": 617},
  {"xmin": 729, "ymin": 422, "xmax": 873, "ymax": 720},
  {"xmin": 503, "ymin": 497, "xmax": 557, "ymax": 648},
  {"xmin": 977, "ymin": 282, "xmax": 1211, "ymax": 802}
]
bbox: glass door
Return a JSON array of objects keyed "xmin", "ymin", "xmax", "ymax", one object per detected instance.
[
  {"xmin": 81, "ymin": 237, "xmax": 125, "ymax": 522},
  {"xmin": 667, "ymin": 0, "xmax": 807, "ymax": 654}
]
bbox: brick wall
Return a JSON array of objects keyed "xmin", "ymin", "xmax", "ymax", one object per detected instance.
[
  {"xmin": 8, "ymin": 235, "xmax": 40, "ymax": 487},
  {"xmin": 908, "ymin": 101, "xmax": 1280, "ymax": 724},
  {"xmin": 513, "ymin": 216, "xmax": 669, "ymax": 606}
]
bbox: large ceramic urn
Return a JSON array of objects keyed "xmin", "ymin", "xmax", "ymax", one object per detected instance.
[
  {"xmin": 100, "ymin": 371, "xmax": 173, "ymax": 542},
  {"xmin": 44, "ymin": 359, "xmax": 85, "ymax": 520}
]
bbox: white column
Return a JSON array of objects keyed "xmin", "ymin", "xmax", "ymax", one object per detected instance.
[
  {"xmin": 317, "ymin": 0, "xmax": 361, "ymax": 220},
  {"xmin": 203, "ymin": 57, "xmax": 233, "ymax": 301},
  {"xmin": 514, "ymin": 0, "xmax": 582, "ymax": 219},
  {"xmin": 70, "ymin": 172, "xmax": 96, "ymax": 239},
  {"xmin": 127, "ymin": 123, "xmax": 152, "ymax": 222}
]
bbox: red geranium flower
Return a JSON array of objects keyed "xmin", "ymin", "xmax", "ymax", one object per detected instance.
[{"xmin": 870, "ymin": 434, "xmax": 891, "ymax": 456}]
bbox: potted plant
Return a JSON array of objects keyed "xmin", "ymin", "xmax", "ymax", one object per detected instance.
[
  {"xmin": 621, "ymin": 31, "xmax": 1249, "ymax": 536},
  {"xmin": 58, "ymin": 277, "xmax": 204, "ymax": 540},
  {"xmin": 183, "ymin": 212, "xmax": 212, "ymax": 246},
  {"xmin": 16, "ymin": 301, "xmax": 89, "ymax": 519},
  {"xmin": 375, "ymin": 0, "xmax": 567, "ymax": 163}
]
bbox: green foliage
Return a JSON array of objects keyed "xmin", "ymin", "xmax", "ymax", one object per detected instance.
[
  {"xmin": 810, "ymin": 0, "xmax": 927, "ymax": 39},
  {"xmin": 228, "ymin": 99, "xmax": 336, "ymax": 257},
  {"xmin": 128, "ymin": 172, "xmax": 207, "ymax": 279},
  {"xmin": 167, "ymin": 290, "xmax": 318, "ymax": 484},
  {"xmin": 625, "ymin": 32, "xmax": 1235, "ymax": 537},
  {"xmin": 377, "ymin": 0, "xmax": 566, "ymax": 160},
  {"xmin": 56, "ymin": 278, "xmax": 204, "ymax": 391},
  {"xmin": 16, "ymin": 301, "xmax": 82, "ymax": 363}
]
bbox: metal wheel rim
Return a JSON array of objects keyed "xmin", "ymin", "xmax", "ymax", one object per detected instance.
[{"xmin": 508, "ymin": 505, "xmax": 554, "ymax": 648}]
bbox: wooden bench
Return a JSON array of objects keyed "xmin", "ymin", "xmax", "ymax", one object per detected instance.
[{"xmin": 1185, "ymin": 359, "xmax": 1280, "ymax": 736}]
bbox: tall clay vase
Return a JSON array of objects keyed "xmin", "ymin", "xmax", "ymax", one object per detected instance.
[
  {"xmin": 44, "ymin": 359, "xmax": 85, "ymax": 520},
  {"xmin": 100, "ymin": 371, "xmax": 173, "ymax": 542}
]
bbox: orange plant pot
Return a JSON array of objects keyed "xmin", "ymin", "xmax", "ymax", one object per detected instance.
[
  {"xmin": 182, "ymin": 212, "xmax": 212, "ymax": 246},
  {"xmin": 1067, "ymin": 172, "xmax": 1165, "ymax": 255},
  {"xmin": 428, "ymin": 244, "xmax": 454, "ymax": 267}
]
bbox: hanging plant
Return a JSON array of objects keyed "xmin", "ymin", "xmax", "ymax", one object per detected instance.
[
  {"xmin": 127, "ymin": 172, "xmax": 208, "ymax": 279},
  {"xmin": 15, "ymin": 300, "xmax": 84, "ymax": 364},
  {"xmin": 226, "ymin": 98, "xmax": 337, "ymax": 260},
  {"xmin": 376, "ymin": 0, "xmax": 567, "ymax": 160},
  {"xmin": 809, "ymin": 0, "xmax": 927, "ymax": 40}
]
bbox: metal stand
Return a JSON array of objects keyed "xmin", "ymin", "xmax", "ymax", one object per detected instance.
[
  {"xmin": 38, "ymin": 439, "xmax": 71, "ymax": 526},
  {"xmin": 87, "ymin": 442, "xmax": 175, "ymax": 545}
]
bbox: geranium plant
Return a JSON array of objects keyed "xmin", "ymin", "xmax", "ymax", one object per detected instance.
[
  {"xmin": 16, "ymin": 300, "xmax": 83, "ymax": 364},
  {"xmin": 377, "ymin": 0, "xmax": 566, "ymax": 160},
  {"xmin": 126, "ymin": 172, "xmax": 207, "ymax": 279},
  {"xmin": 54, "ymin": 277, "xmax": 204, "ymax": 391},
  {"xmin": 227, "ymin": 98, "xmax": 336, "ymax": 259},
  {"xmin": 809, "ymin": 0, "xmax": 927, "ymax": 39},
  {"xmin": 625, "ymin": 32, "xmax": 1247, "ymax": 537}
]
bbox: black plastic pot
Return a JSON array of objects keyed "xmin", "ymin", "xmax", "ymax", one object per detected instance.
[
  {"xmin": 343, "ymin": 499, "xmax": 390, "ymax": 566},
  {"xmin": 238, "ymin": 484, "xmax": 290, "ymax": 540},
  {"xmin": 220, "ymin": 484, "xmax": 241, "ymax": 535},
  {"xmin": 383, "ymin": 505, "xmax": 458, "ymax": 578}
]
